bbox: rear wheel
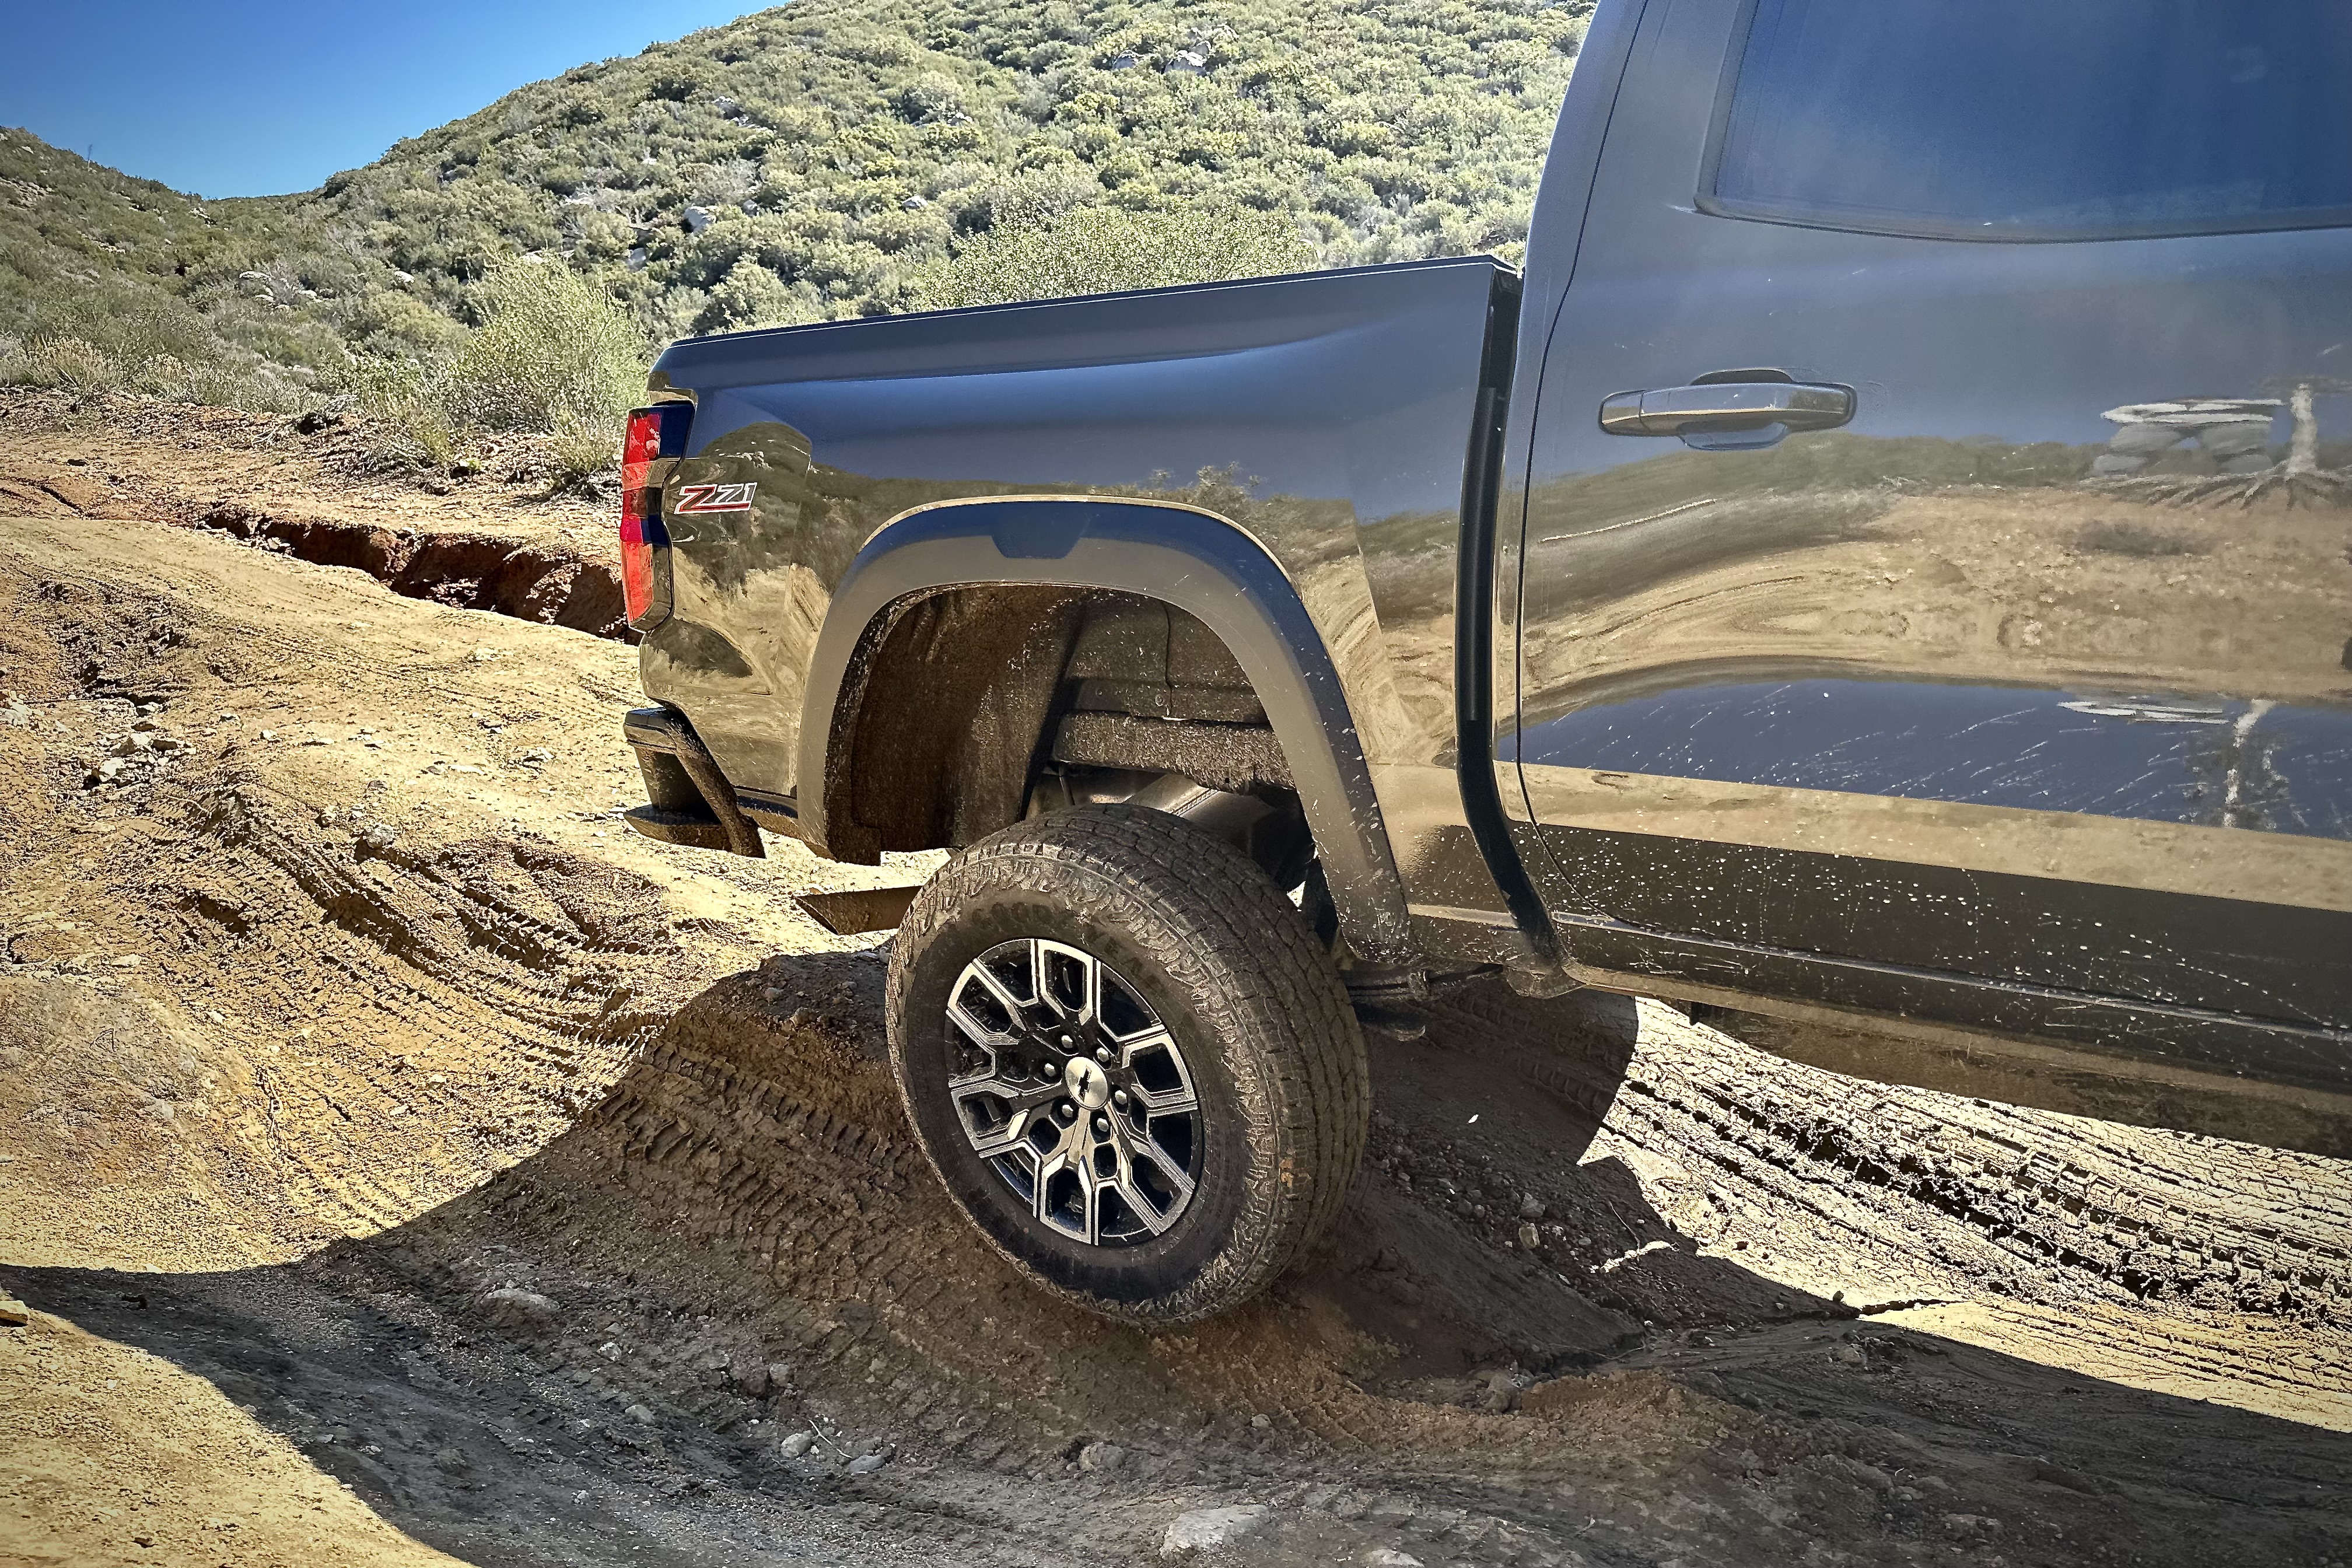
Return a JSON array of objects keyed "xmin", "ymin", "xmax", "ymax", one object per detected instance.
[{"xmin": 886, "ymin": 804, "xmax": 1368, "ymax": 1324}]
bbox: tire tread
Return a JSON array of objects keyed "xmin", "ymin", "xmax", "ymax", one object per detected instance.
[{"xmin": 886, "ymin": 804, "xmax": 1368, "ymax": 1323}]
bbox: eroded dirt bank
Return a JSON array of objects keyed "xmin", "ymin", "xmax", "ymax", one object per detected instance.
[
  {"xmin": 2, "ymin": 499, "xmax": 2348, "ymax": 1568},
  {"xmin": 0, "ymin": 389, "xmax": 632, "ymax": 643}
]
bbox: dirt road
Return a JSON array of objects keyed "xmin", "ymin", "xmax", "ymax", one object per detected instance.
[{"xmin": 2, "ymin": 411, "xmax": 2348, "ymax": 1567}]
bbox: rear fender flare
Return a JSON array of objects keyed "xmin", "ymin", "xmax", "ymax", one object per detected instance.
[{"xmin": 798, "ymin": 496, "xmax": 1420, "ymax": 968}]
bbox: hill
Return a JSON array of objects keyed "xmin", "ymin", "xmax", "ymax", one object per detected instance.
[
  {"xmin": 4, "ymin": 0, "xmax": 1589, "ymax": 452},
  {"xmin": 0, "ymin": 131, "xmax": 359, "ymax": 410},
  {"xmin": 335, "ymin": 0, "xmax": 1586, "ymax": 336}
]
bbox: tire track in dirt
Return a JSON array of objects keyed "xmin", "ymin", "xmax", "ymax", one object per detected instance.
[
  {"xmin": 312, "ymin": 977, "xmax": 1847, "ymax": 1567},
  {"xmin": 0, "ymin": 519, "xmax": 758, "ymax": 1267},
  {"xmin": 1409, "ymin": 985, "xmax": 2352, "ymax": 1425}
]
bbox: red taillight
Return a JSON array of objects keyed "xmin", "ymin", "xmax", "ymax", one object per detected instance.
[
  {"xmin": 619, "ymin": 514, "xmax": 657, "ymax": 624},
  {"xmin": 619, "ymin": 404, "xmax": 688, "ymax": 626}
]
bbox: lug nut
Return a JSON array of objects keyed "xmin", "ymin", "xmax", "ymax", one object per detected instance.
[
  {"xmin": 1059, "ymin": 1034, "xmax": 1074, "ymax": 1048},
  {"xmin": 1057, "ymin": 1102, "xmax": 1076, "ymax": 1122},
  {"xmin": 1112, "ymin": 1089, "xmax": 1129, "ymax": 1108},
  {"xmin": 1093, "ymin": 1114, "xmax": 1111, "ymax": 1136},
  {"xmin": 1042, "ymin": 1060, "xmax": 1060, "ymax": 1079},
  {"xmin": 1094, "ymin": 1046, "xmax": 1112, "ymax": 1065}
]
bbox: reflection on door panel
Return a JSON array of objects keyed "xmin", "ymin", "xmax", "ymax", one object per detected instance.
[
  {"xmin": 1508, "ymin": 0, "xmax": 2352, "ymax": 1039},
  {"xmin": 1515, "ymin": 680, "xmax": 2350, "ymax": 841}
]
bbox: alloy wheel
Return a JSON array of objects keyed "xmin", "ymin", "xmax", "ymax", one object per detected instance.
[{"xmin": 944, "ymin": 938, "xmax": 1203, "ymax": 1245}]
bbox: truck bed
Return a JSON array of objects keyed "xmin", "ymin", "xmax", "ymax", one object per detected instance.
[{"xmin": 639, "ymin": 256, "xmax": 1515, "ymax": 809}]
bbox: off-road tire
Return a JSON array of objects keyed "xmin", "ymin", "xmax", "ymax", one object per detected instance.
[{"xmin": 886, "ymin": 804, "xmax": 1369, "ymax": 1324}]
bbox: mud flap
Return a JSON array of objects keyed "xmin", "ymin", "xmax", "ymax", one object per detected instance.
[{"xmin": 621, "ymin": 705, "xmax": 764, "ymax": 858}]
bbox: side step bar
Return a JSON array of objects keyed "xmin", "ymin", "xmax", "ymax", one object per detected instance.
[{"xmin": 795, "ymin": 886, "xmax": 923, "ymax": 935}]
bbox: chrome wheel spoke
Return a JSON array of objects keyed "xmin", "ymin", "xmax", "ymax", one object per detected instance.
[
  {"xmin": 966, "ymin": 959, "xmax": 1034, "ymax": 1024},
  {"xmin": 1129, "ymin": 1130, "xmax": 1195, "ymax": 1203},
  {"xmin": 1075, "ymin": 1158, "xmax": 1105, "ymax": 1244},
  {"xmin": 1135, "ymin": 1082, "xmax": 1198, "ymax": 1118},
  {"xmin": 1107, "ymin": 1124, "xmax": 1194, "ymax": 1235},
  {"xmin": 1032, "ymin": 1135, "xmax": 1098, "ymax": 1243},
  {"xmin": 1112, "ymin": 1026, "xmax": 1174, "ymax": 1061},
  {"xmin": 1035, "ymin": 940, "xmax": 1101, "ymax": 1030},
  {"xmin": 968, "ymin": 1114, "xmax": 1038, "ymax": 1164},
  {"xmin": 946, "ymin": 938, "xmax": 1200, "ymax": 1248},
  {"xmin": 947, "ymin": 999, "xmax": 1013, "ymax": 1051},
  {"xmin": 1117, "ymin": 1029, "xmax": 1198, "ymax": 1116},
  {"xmin": 947, "ymin": 1069, "xmax": 1056, "ymax": 1106},
  {"xmin": 1107, "ymin": 1012, "xmax": 1168, "ymax": 1046},
  {"xmin": 950, "ymin": 1072, "xmax": 1059, "ymax": 1158}
]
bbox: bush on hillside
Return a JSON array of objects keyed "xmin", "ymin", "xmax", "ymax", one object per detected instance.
[
  {"xmin": 696, "ymin": 255, "xmax": 818, "ymax": 333},
  {"xmin": 351, "ymin": 356, "xmax": 460, "ymax": 467},
  {"xmin": 922, "ymin": 201, "xmax": 1314, "ymax": 308},
  {"xmin": 0, "ymin": 335, "xmax": 122, "ymax": 394},
  {"xmin": 352, "ymin": 257, "xmax": 649, "ymax": 478},
  {"xmin": 442, "ymin": 258, "xmax": 647, "ymax": 437}
]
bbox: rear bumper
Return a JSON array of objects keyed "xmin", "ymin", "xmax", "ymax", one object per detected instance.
[{"xmin": 621, "ymin": 705, "xmax": 767, "ymax": 858}]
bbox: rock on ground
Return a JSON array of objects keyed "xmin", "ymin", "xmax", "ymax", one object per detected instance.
[{"xmin": 1161, "ymin": 1505, "xmax": 1270, "ymax": 1558}]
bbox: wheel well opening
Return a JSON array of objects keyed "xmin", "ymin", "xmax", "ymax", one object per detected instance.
[{"xmin": 827, "ymin": 585, "xmax": 1309, "ymax": 881}]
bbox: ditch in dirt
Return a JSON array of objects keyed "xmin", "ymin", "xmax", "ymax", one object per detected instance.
[{"xmin": 191, "ymin": 499, "xmax": 633, "ymax": 643}]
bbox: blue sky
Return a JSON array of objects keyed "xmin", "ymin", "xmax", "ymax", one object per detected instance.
[{"xmin": 0, "ymin": 1, "xmax": 774, "ymax": 199}]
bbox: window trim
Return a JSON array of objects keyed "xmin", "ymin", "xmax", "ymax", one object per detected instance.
[{"xmin": 1693, "ymin": 0, "xmax": 2352, "ymax": 245}]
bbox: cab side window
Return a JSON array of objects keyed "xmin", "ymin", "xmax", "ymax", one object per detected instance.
[{"xmin": 1707, "ymin": 0, "xmax": 2352, "ymax": 242}]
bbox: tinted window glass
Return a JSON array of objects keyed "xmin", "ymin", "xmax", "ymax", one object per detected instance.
[{"xmin": 1712, "ymin": 0, "xmax": 2352, "ymax": 240}]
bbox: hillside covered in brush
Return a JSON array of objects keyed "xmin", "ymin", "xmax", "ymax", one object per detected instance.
[
  {"xmin": 0, "ymin": 131, "xmax": 348, "ymax": 411},
  {"xmin": 4, "ymin": 0, "xmax": 1588, "ymax": 446},
  {"xmin": 345, "ymin": 0, "xmax": 1587, "ymax": 336}
]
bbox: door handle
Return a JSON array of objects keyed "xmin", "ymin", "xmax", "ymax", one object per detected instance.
[{"xmin": 1599, "ymin": 376, "xmax": 1855, "ymax": 438}]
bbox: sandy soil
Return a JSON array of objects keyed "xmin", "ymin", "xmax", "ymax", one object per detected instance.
[{"xmin": 2, "ymin": 404, "xmax": 2348, "ymax": 1567}]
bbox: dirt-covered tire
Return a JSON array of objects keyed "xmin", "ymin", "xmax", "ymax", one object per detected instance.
[{"xmin": 886, "ymin": 804, "xmax": 1369, "ymax": 1324}]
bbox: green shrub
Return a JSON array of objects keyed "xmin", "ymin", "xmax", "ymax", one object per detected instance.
[
  {"xmin": 184, "ymin": 361, "xmax": 313, "ymax": 414},
  {"xmin": 696, "ymin": 256, "xmax": 814, "ymax": 334},
  {"xmin": 348, "ymin": 258, "xmax": 648, "ymax": 474},
  {"xmin": 0, "ymin": 336, "xmax": 123, "ymax": 393},
  {"xmin": 351, "ymin": 356, "xmax": 459, "ymax": 467},
  {"xmin": 442, "ymin": 258, "xmax": 646, "ymax": 436},
  {"xmin": 923, "ymin": 202, "xmax": 1315, "ymax": 309},
  {"xmin": 550, "ymin": 420, "xmax": 623, "ymax": 484},
  {"xmin": 130, "ymin": 353, "xmax": 191, "ymax": 398},
  {"xmin": 41, "ymin": 292, "xmax": 218, "ymax": 369}
]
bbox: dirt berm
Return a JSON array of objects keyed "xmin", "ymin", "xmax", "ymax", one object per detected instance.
[{"xmin": 1, "ymin": 432, "xmax": 2348, "ymax": 1566}]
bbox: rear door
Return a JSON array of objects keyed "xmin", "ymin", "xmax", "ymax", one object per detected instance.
[{"xmin": 1507, "ymin": 0, "xmax": 2352, "ymax": 1080}]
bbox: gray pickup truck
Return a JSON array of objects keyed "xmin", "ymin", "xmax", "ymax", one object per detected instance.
[{"xmin": 614, "ymin": 0, "xmax": 2352, "ymax": 1321}]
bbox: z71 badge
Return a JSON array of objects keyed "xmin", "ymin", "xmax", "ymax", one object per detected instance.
[{"xmin": 673, "ymin": 481, "xmax": 758, "ymax": 514}]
